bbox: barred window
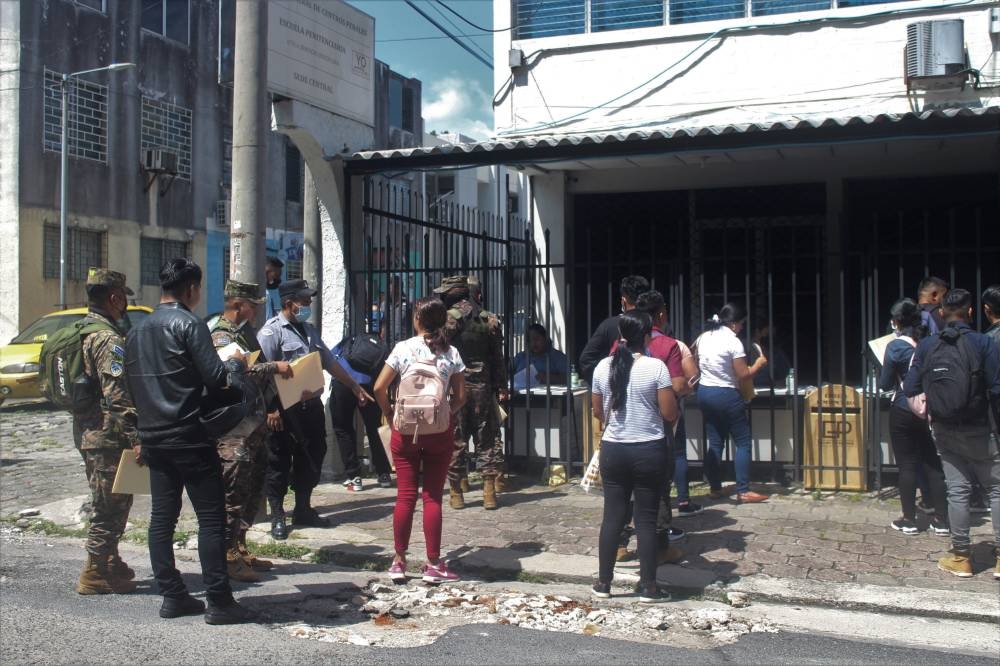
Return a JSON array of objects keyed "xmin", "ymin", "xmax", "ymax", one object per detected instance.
[
  {"xmin": 140, "ymin": 237, "xmax": 190, "ymax": 285},
  {"xmin": 43, "ymin": 226, "xmax": 104, "ymax": 280},
  {"xmin": 223, "ymin": 247, "xmax": 231, "ymax": 283},
  {"xmin": 222, "ymin": 130, "xmax": 233, "ymax": 190},
  {"xmin": 43, "ymin": 69, "xmax": 108, "ymax": 162},
  {"xmin": 141, "ymin": 97, "xmax": 193, "ymax": 179},
  {"xmin": 285, "ymin": 259, "xmax": 303, "ymax": 281}
]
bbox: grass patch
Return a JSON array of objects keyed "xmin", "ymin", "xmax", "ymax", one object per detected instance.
[
  {"xmin": 123, "ymin": 530, "xmax": 148, "ymax": 545},
  {"xmin": 515, "ymin": 570, "xmax": 549, "ymax": 584},
  {"xmin": 10, "ymin": 518, "xmax": 87, "ymax": 539},
  {"xmin": 844, "ymin": 493, "xmax": 864, "ymax": 503},
  {"xmin": 810, "ymin": 489, "xmax": 823, "ymax": 501},
  {"xmin": 247, "ymin": 541, "xmax": 312, "ymax": 560}
]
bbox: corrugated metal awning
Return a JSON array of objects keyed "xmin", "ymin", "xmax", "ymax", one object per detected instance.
[{"xmin": 345, "ymin": 106, "xmax": 1000, "ymax": 173}]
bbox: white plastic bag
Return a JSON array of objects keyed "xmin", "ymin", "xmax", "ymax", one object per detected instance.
[{"xmin": 581, "ymin": 449, "xmax": 602, "ymax": 494}]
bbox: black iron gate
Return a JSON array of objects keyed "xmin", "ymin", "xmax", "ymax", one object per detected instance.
[{"xmin": 346, "ymin": 175, "xmax": 576, "ymax": 477}]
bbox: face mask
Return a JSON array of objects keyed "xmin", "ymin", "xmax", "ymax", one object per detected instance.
[{"xmin": 293, "ymin": 305, "xmax": 312, "ymax": 323}]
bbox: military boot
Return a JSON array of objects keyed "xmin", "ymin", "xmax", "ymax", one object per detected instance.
[
  {"xmin": 459, "ymin": 478, "xmax": 471, "ymax": 493},
  {"xmin": 227, "ymin": 550, "xmax": 262, "ymax": 583},
  {"xmin": 108, "ymin": 545, "xmax": 135, "ymax": 580},
  {"xmin": 483, "ymin": 478, "xmax": 498, "ymax": 510},
  {"xmin": 449, "ymin": 482, "xmax": 465, "ymax": 510},
  {"xmin": 493, "ymin": 473, "xmax": 507, "ymax": 494},
  {"xmin": 237, "ymin": 533, "xmax": 273, "ymax": 571},
  {"xmin": 77, "ymin": 554, "xmax": 137, "ymax": 595}
]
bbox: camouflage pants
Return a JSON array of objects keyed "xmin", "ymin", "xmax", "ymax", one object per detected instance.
[
  {"xmin": 449, "ymin": 382, "xmax": 504, "ymax": 482},
  {"xmin": 217, "ymin": 426, "xmax": 268, "ymax": 548},
  {"xmin": 79, "ymin": 448, "xmax": 133, "ymax": 558}
]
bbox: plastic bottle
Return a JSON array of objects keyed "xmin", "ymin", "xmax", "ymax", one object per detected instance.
[
  {"xmin": 786, "ymin": 368, "xmax": 796, "ymax": 395},
  {"xmin": 570, "ymin": 365, "xmax": 579, "ymax": 388}
]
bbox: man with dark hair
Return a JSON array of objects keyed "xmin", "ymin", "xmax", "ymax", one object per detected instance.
[
  {"xmin": 211, "ymin": 280, "xmax": 293, "ymax": 582},
  {"xmin": 905, "ymin": 288, "xmax": 1000, "ymax": 579},
  {"xmin": 917, "ymin": 276, "xmax": 949, "ymax": 335},
  {"xmin": 125, "ymin": 258, "xmax": 251, "ymax": 624},
  {"xmin": 578, "ymin": 275, "xmax": 650, "ymax": 382},
  {"xmin": 983, "ymin": 284, "xmax": 1000, "ymax": 347},
  {"xmin": 265, "ymin": 256, "xmax": 284, "ymax": 320},
  {"xmin": 71, "ymin": 268, "xmax": 140, "ymax": 596},
  {"xmin": 258, "ymin": 279, "xmax": 372, "ymax": 538}
]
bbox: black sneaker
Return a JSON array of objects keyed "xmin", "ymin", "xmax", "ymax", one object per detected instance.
[
  {"xmin": 591, "ymin": 581, "xmax": 611, "ymax": 598},
  {"xmin": 676, "ymin": 502, "xmax": 703, "ymax": 517},
  {"xmin": 635, "ymin": 582, "xmax": 670, "ymax": 604},
  {"xmin": 916, "ymin": 499, "xmax": 935, "ymax": 515},
  {"xmin": 930, "ymin": 516, "xmax": 950, "ymax": 536},
  {"xmin": 890, "ymin": 518, "xmax": 919, "ymax": 535},
  {"xmin": 270, "ymin": 517, "xmax": 288, "ymax": 541},
  {"xmin": 160, "ymin": 594, "xmax": 206, "ymax": 619},
  {"xmin": 204, "ymin": 599, "xmax": 254, "ymax": 625},
  {"xmin": 292, "ymin": 508, "xmax": 330, "ymax": 527},
  {"xmin": 378, "ymin": 473, "xmax": 393, "ymax": 489},
  {"xmin": 969, "ymin": 498, "xmax": 990, "ymax": 514}
]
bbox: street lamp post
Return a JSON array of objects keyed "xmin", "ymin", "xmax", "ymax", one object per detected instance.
[{"xmin": 59, "ymin": 62, "xmax": 135, "ymax": 308}]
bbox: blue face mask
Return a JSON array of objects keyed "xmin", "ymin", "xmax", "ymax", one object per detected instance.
[{"xmin": 293, "ymin": 305, "xmax": 312, "ymax": 323}]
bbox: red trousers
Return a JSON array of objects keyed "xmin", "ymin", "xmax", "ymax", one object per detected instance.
[{"xmin": 391, "ymin": 426, "xmax": 453, "ymax": 561}]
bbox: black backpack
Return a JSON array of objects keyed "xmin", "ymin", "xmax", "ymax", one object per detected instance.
[
  {"xmin": 920, "ymin": 328, "xmax": 986, "ymax": 424},
  {"xmin": 342, "ymin": 333, "xmax": 388, "ymax": 377}
]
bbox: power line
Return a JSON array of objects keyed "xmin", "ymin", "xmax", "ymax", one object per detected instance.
[
  {"xmin": 427, "ymin": 0, "xmax": 492, "ymax": 62},
  {"xmin": 431, "ymin": 0, "xmax": 512, "ymax": 33},
  {"xmin": 378, "ymin": 32, "xmax": 491, "ymax": 43},
  {"xmin": 403, "ymin": 0, "xmax": 492, "ymax": 70}
]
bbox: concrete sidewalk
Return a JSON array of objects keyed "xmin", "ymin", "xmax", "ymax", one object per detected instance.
[{"xmin": 237, "ymin": 476, "xmax": 999, "ymax": 623}]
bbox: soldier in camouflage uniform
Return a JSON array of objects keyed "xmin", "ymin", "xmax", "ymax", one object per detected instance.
[
  {"xmin": 73, "ymin": 269, "xmax": 140, "ymax": 595},
  {"xmin": 210, "ymin": 280, "xmax": 292, "ymax": 582},
  {"xmin": 436, "ymin": 276, "xmax": 508, "ymax": 510}
]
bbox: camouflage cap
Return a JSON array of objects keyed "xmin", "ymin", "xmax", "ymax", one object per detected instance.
[
  {"xmin": 224, "ymin": 279, "xmax": 265, "ymax": 304},
  {"xmin": 433, "ymin": 275, "xmax": 469, "ymax": 294},
  {"xmin": 86, "ymin": 268, "xmax": 134, "ymax": 295}
]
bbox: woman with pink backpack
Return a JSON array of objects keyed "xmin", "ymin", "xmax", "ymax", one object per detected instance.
[{"xmin": 374, "ymin": 297, "xmax": 467, "ymax": 584}]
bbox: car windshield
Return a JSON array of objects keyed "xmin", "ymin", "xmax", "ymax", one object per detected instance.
[
  {"xmin": 10, "ymin": 314, "xmax": 84, "ymax": 344},
  {"xmin": 9, "ymin": 309, "xmax": 150, "ymax": 344}
]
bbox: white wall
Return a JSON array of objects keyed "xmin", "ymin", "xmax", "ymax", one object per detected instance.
[
  {"xmin": 0, "ymin": 0, "xmax": 19, "ymax": 342},
  {"xmin": 494, "ymin": 0, "xmax": 1000, "ymax": 136}
]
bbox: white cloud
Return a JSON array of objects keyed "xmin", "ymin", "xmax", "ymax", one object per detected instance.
[{"xmin": 421, "ymin": 75, "xmax": 492, "ymax": 140}]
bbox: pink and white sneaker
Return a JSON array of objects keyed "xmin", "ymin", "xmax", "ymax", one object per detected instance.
[
  {"xmin": 388, "ymin": 561, "xmax": 407, "ymax": 583},
  {"xmin": 422, "ymin": 561, "xmax": 460, "ymax": 584}
]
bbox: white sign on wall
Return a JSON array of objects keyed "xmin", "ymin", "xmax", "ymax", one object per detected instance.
[{"xmin": 267, "ymin": 0, "xmax": 375, "ymax": 126}]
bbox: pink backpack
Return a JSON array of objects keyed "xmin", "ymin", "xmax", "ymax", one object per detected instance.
[
  {"xmin": 393, "ymin": 359, "xmax": 450, "ymax": 441},
  {"xmin": 897, "ymin": 336, "xmax": 928, "ymax": 420}
]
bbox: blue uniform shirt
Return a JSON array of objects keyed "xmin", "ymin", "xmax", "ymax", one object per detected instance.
[{"xmin": 257, "ymin": 312, "xmax": 335, "ymax": 368}]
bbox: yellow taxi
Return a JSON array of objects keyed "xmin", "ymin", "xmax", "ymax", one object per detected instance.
[{"xmin": 0, "ymin": 306, "xmax": 152, "ymax": 402}]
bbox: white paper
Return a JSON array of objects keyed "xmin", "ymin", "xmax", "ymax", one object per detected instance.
[
  {"xmin": 512, "ymin": 366, "xmax": 539, "ymax": 391},
  {"xmin": 216, "ymin": 341, "xmax": 246, "ymax": 362},
  {"xmin": 868, "ymin": 333, "xmax": 895, "ymax": 366}
]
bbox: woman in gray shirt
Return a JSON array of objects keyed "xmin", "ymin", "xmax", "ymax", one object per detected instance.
[{"xmin": 590, "ymin": 310, "xmax": 678, "ymax": 603}]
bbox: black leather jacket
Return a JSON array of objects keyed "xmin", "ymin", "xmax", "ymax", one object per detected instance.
[{"xmin": 125, "ymin": 301, "xmax": 232, "ymax": 447}]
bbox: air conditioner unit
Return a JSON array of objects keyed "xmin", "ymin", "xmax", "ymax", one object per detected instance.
[
  {"xmin": 215, "ymin": 199, "xmax": 231, "ymax": 228},
  {"xmin": 142, "ymin": 147, "xmax": 179, "ymax": 174},
  {"xmin": 905, "ymin": 20, "xmax": 967, "ymax": 89}
]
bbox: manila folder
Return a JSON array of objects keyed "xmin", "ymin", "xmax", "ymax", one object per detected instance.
[
  {"xmin": 867, "ymin": 333, "xmax": 895, "ymax": 366},
  {"xmin": 275, "ymin": 351, "xmax": 324, "ymax": 409},
  {"xmin": 112, "ymin": 449, "xmax": 151, "ymax": 495}
]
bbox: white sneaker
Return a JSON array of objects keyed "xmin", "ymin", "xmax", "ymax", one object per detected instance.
[{"xmin": 343, "ymin": 477, "xmax": 363, "ymax": 492}]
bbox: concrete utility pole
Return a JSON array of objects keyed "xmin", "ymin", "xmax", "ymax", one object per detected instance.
[
  {"xmin": 230, "ymin": 0, "xmax": 267, "ymax": 284},
  {"xmin": 302, "ymin": 166, "xmax": 321, "ymax": 328}
]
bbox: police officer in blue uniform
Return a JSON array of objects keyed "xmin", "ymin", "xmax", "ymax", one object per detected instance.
[{"xmin": 257, "ymin": 279, "xmax": 372, "ymax": 539}]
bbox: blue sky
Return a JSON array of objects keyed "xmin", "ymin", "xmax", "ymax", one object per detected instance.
[{"xmin": 351, "ymin": 0, "xmax": 495, "ymax": 138}]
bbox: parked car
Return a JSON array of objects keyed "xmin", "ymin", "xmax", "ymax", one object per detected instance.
[{"xmin": 0, "ymin": 306, "xmax": 152, "ymax": 403}]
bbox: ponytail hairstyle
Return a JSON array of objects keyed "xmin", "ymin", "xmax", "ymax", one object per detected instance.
[
  {"xmin": 609, "ymin": 310, "xmax": 652, "ymax": 412},
  {"xmin": 889, "ymin": 297, "xmax": 926, "ymax": 341},
  {"xmin": 706, "ymin": 302, "xmax": 746, "ymax": 331},
  {"xmin": 414, "ymin": 297, "xmax": 449, "ymax": 355}
]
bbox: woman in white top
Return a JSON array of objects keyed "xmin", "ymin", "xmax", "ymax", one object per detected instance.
[
  {"xmin": 694, "ymin": 303, "xmax": 768, "ymax": 504},
  {"xmin": 374, "ymin": 297, "xmax": 467, "ymax": 585},
  {"xmin": 590, "ymin": 310, "xmax": 678, "ymax": 603}
]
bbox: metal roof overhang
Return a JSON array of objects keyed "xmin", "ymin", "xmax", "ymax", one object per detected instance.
[{"xmin": 344, "ymin": 107, "xmax": 1000, "ymax": 175}]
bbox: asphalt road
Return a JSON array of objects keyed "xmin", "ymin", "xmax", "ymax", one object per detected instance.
[{"xmin": 1, "ymin": 535, "xmax": 996, "ymax": 665}]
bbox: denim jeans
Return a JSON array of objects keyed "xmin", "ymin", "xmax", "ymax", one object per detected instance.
[
  {"xmin": 144, "ymin": 445, "xmax": 232, "ymax": 604},
  {"xmin": 698, "ymin": 386, "xmax": 753, "ymax": 494},
  {"xmin": 598, "ymin": 439, "xmax": 668, "ymax": 585},
  {"xmin": 938, "ymin": 446, "xmax": 1000, "ymax": 551}
]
